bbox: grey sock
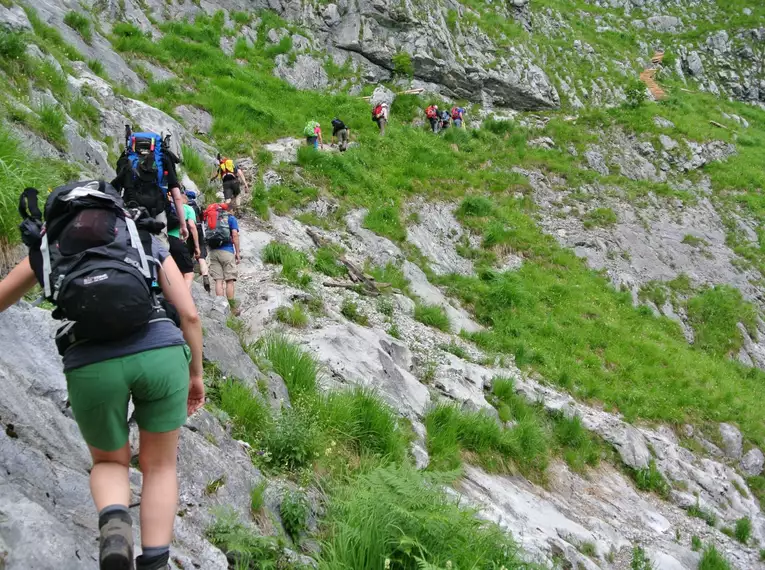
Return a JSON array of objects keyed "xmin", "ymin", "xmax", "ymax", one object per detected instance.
[
  {"xmin": 98, "ymin": 504, "xmax": 130, "ymax": 528},
  {"xmin": 140, "ymin": 545, "xmax": 169, "ymax": 559}
]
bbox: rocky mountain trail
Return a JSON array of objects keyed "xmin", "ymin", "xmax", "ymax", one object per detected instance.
[{"xmin": 225, "ymin": 195, "xmax": 765, "ymax": 568}]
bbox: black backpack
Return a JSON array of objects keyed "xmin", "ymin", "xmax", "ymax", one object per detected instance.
[
  {"xmin": 114, "ymin": 129, "xmax": 168, "ymax": 217},
  {"xmin": 332, "ymin": 118, "xmax": 346, "ymax": 131},
  {"xmin": 20, "ymin": 181, "xmax": 171, "ymax": 354}
]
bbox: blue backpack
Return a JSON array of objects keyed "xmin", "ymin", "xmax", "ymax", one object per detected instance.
[{"xmin": 116, "ymin": 131, "xmax": 169, "ymax": 217}]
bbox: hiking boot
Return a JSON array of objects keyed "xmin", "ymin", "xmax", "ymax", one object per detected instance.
[
  {"xmin": 99, "ymin": 510, "xmax": 134, "ymax": 570},
  {"xmin": 202, "ymin": 275, "xmax": 211, "ymax": 293},
  {"xmin": 136, "ymin": 551, "xmax": 170, "ymax": 570},
  {"xmin": 231, "ymin": 305, "xmax": 242, "ymax": 317}
]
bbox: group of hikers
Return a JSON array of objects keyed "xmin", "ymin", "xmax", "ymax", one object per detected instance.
[
  {"xmin": 304, "ymin": 102, "xmax": 463, "ymax": 150},
  {"xmin": 0, "ymin": 129, "xmax": 249, "ymax": 569},
  {"xmin": 426, "ymin": 104, "xmax": 465, "ymax": 133}
]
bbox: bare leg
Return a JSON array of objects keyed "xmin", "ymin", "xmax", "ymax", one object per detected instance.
[
  {"xmin": 138, "ymin": 429, "xmax": 180, "ymax": 548},
  {"xmin": 183, "ymin": 272, "xmax": 194, "ymax": 290},
  {"xmin": 215, "ymin": 279, "xmax": 225, "ymax": 297},
  {"xmin": 226, "ymin": 280, "xmax": 235, "ymax": 300},
  {"xmin": 89, "ymin": 444, "xmax": 131, "ymax": 510}
]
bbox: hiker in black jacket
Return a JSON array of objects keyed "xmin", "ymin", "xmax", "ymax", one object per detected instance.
[{"xmin": 331, "ymin": 118, "xmax": 349, "ymax": 151}]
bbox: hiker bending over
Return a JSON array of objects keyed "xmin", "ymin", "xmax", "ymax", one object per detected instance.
[
  {"xmin": 372, "ymin": 102, "xmax": 389, "ymax": 136},
  {"xmin": 168, "ymin": 191, "xmax": 199, "ymax": 290},
  {"xmin": 440, "ymin": 109, "xmax": 451, "ymax": 131},
  {"xmin": 331, "ymin": 118, "xmax": 350, "ymax": 152},
  {"xmin": 112, "ymin": 129, "xmax": 187, "ymax": 247},
  {"xmin": 451, "ymin": 106, "xmax": 465, "ymax": 128},
  {"xmin": 204, "ymin": 203, "xmax": 242, "ymax": 315},
  {"xmin": 304, "ymin": 121, "xmax": 323, "ymax": 149},
  {"xmin": 426, "ymin": 104, "xmax": 440, "ymax": 133},
  {"xmin": 185, "ymin": 189, "xmax": 211, "ymax": 292},
  {"xmin": 210, "ymin": 153, "xmax": 249, "ymax": 212},
  {"xmin": 6, "ymin": 181, "xmax": 204, "ymax": 570}
]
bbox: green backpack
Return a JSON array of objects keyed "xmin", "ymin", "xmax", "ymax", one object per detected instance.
[{"xmin": 304, "ymin": 121, "xmax": 319, "ymax": 137}]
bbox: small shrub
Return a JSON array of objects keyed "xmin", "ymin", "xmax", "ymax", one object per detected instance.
[
  {"xmin": 68, "ymin": 97, "xmax": 100, "ymax": 134},
  {"xmin": 583, "ymin": 207, "xmax": 618, "ymax": 229},
  {"xmin": 35, "ymin": 104, "xmax": 67, "ymax": 148},
  {"xmin": 631, "ymin": 546, "xmax": 653, "ymax": 570},
  {"xmin": 363, "ymin": 205, "xmax": 406, "ymax": 242},
  {"xmin": 0, "ymin": 29, "xmax": 26, "ymax": 61},
  {"xmin": 691, "ymin": 535, "xmax": 702, "ymax": 551},
  {"xmin": 317, "ymin": 387, "xmax": 410, "ymax": 461},
  {"xmin": 250, "ymin": 480, "xmax": 267, "ymax": 515},
  {"xmin": 367, "ymin": 262, "xmax": 409, "ymax": 292},
  {"xmin": 699, "ymin": 546, "xmax": 731, "ymax": 570},
  {"xmin": 376, "ymin": 296, "xmax": 394, "ymax": 317},
  {"xmin": 262, "ymin": 241, "xmax": 293, "ymax": 264},
  {"xmin": 625, "ymin": 81, "xmax": 647, "ymax": 108},
  {"xmin": 388, "ymin": 323, "xmax": 401, "ymax": 339},
  {"xmin": 458, "ymin": 195, "xmax": 493, "ymax": 218},
  {"xmin": 760, "ymin": 549, "xmax": 765, "ymax": 562},
  {"xmin": 262, "ymin": 406, "xmax": 321, "ymax": 472},
  {"xmin": 631, "ymin": 460, "xmax": 670, "ymax": 498},
  {"xmin": 392, "ymin": 50, "xmax": 413, "ymax": 77},
  {"xmin": 340, "ymin": 299, "xmax": 369, "ymax": 326},
  {"xmin": 262, "ymin": 334, "xmax": 319, "ymax": 398},
  {"xmin": 206, "ymin": 509, "xmax": 292, "ymax": 567},
  {"xmin": 682, "ymin": 234, "xmax": 708, "ymax": 247},
  {"xmin": 686, "ymin": 502, "xmax": 717, "ymax": 527},
  {"xmin": 314, "ymin": 245, "xmax": 347, "ymax": 277},
  {"xmin": 280, "ymin": 490, "xmax": 309, "ymax": 541},
  {"xmin": 63, "ymin": 11, "xmax": 93, "ymax": 44},
  {"xmin": 439, "ymin": 342, "xmax": 468, "ymax": 359},
  {"xmin": 414, "ymin": 303, "xmax": 451, "ymax": 332},
  {"xmin": 275, "ymin": 305, "xmax": 308, "ymax": 328},
  {"xmin": 579, "ymin": 541, "xmax": 597, "ymax": 557},
  {"xmin": 87, "ymin": 58, "xmax": 105, "ymax": 76},
  {"xmin": 734, "ymin": 517, "xmax": 751, "ymax": 544}
]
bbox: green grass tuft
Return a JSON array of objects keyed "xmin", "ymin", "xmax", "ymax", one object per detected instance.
[
  {"xmin": 317, "ymin": 464, "xmax": 524, "ymax": 570},
  {"xmin": 734, "ymin": 517, "xmax": 751, "ymax": 544},
  {"xmin": 314, "ymin": 245, "xmax": 347, "ymax": 278},
  {"xmin": 340, "ymin": 299, "xmax": 369, "ymax": 326},
  {"xmin": 698, "ymin": 545, "xmax": 731, "ymax": 570},
  {"xmin": 275, "ymin": 304, "xmax": 309, "ymax": 328},
  {"xmin": 687, "ymin": 285, "xmax": 757, "ymax": 356},
  {"xmin": 363, "ymin": 205, "xmax": 407, "ymax": 242},
  {"xmin": 414, "ymin": 303, "xmax": 451, "ymax": 332},
  {"xmin": 262, "ymin": 334, "xmax": 319, "ymax": 398},
  {"xmin": 63, "ymin": 11, "xmax": 93, "ymax": 44}
]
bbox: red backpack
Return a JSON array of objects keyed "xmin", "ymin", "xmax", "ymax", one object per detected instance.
[
  {"xmin": 203, "ymin": 202, "xmax": 229, "ymax": 229},
  {"xmin": 451, "ymin": 107, "xmax": 461, "ymax": 120},
  {"xmin": 426, "ymin": 106, "xmax": 437, "ymax": 119},
  {"xmin": 372, "ymin": 104, "xmax": 383, "ymax": 120}
]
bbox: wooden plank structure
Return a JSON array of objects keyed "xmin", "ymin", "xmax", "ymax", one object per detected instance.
[{"xmin": 640, "ymin": 51, "xmax": 667, "ymax": 100}]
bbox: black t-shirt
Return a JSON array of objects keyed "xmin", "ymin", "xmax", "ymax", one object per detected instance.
[{"xmin": 332, "ymin": 120, "xmax": 346, "ymax": 135}]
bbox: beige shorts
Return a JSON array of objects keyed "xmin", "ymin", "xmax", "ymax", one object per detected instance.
[{"xmin": 209, "ymin": 249, "xmax": 237, "ymax": 282}]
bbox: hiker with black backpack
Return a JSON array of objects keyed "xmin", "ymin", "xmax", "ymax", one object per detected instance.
[
  {"xmin": 112, "ymin": 127, "xmax": 187, "ymax": 248},
  {"xmin": 185, "ymin": 189, "xmax": 211, "ymax": 293},
  {"xmin": 331, "ymin": 117, "xmax": 350, "ymax": 152},
  {"xmin": 203, "ymin": 203, "xmax": 242, "ymax": 315},
  {"xmin": 168, "ymin": 190, "xmax": 200, "ymax": 289},
  {"xmin": 5, "ymin": 181, "xmax": 204, "ymax": 570}
]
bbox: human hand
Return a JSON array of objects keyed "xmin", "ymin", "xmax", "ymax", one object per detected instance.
[
  {"xmin": 194, "ymin": 248, "xmax": 201, "ymax": 259},
  {"xmin": 235, "ymin": 253, "xmax": 241, "ymax": 264},
  {"xmin": 180, "ymin": 224, "xmax": 189, "ymax": 241},
  {"xmin": 187, "ymin": 373, "xmax": 205, "ymax": 416}
]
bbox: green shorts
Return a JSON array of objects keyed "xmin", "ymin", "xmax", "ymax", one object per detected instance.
[{"xmin": 65, "ymin": 345, "xmax": 191, "ymax": 451}]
